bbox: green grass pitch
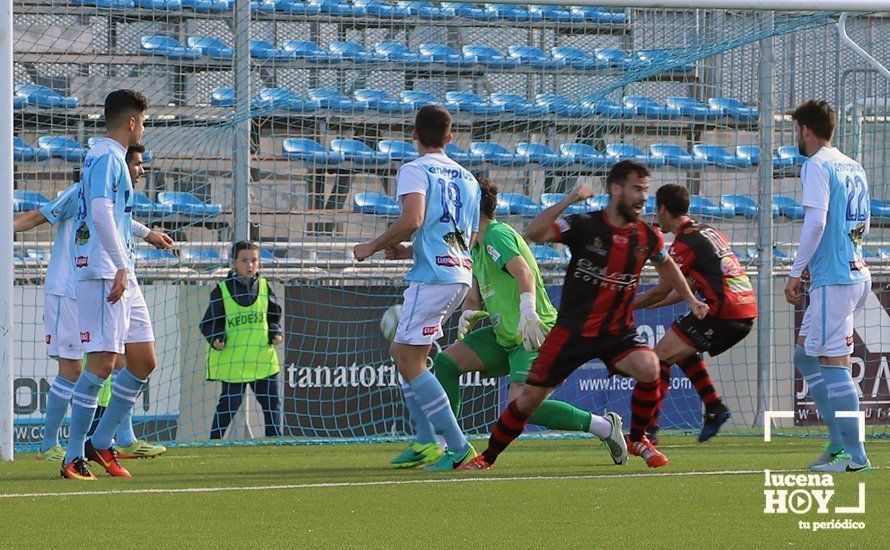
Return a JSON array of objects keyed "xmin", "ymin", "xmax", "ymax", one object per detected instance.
[{"xmin": 0, "ymin": 437, "xmax": 886, "ymax": 548}]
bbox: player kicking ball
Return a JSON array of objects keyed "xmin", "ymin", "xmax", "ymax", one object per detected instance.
[
  {"xmin": 433, "ymin": 178, "xmax": 627, "ymax": 465},
  {"xmin": 354, "ymin": 105, "xmax": 481, "ymax": 471},
  {"xmin": 460, "ymin": 161, "xmax": 708, "ymax": 471},
  {"xmin": 634, "ymin": 184, "xmax": 757, "ymax": 443},
  {"xmin": 14, "ymin": 144, "xmax": 171, "ymax": 462},
  {"xmin": 784, "ymin": 100, "xmax": 872, "ymax": 473}
]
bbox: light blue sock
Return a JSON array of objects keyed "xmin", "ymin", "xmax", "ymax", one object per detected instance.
[
  {"xmin": 794, "ymin": 346, "xmax": 843, "ymax": 448},
  {"xmin": 64, "ymin": 370, "xmax": 104, "ymax": 463},
  {"xmin": 401, "ymin": 382, "xmax": 436, "ymax": 445},
  {"xmin": 821, "ymin": 365, "xmax": 868, "ymax": 464},
  {"xmin": 115, "ymin": 408, "xmax": 137, "ymax": 448},
  {"xmin": 41, "ymin": 376, "xmax": 75, "ymax": 453},
  {"xmin": 90, "ymin": 367, "xmax": 146, "ymax": 450},
  {"xmin": 409, "ymin": 371, "xmax": 469, "ymax": 454}
]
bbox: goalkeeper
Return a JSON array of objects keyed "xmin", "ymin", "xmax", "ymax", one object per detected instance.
[{"xmin": 432, "ymin": 179, "xmax": 627, "ymax": 464}]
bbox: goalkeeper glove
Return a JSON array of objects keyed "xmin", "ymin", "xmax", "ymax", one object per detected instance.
[
  {"xmin": 518, "ymin": 292, "xmax": 547, "ymax": 352},
  {"xmin": 457, "ymin": 309, "xmax": 489, "ymax": 340}
]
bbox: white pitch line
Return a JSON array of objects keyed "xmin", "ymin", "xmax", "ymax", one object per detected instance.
[{"xmin": 0, "ymin": 468, "xmax": 793, "ymax": 500}]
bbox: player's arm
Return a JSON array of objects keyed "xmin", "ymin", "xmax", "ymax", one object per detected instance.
[
  {"xmin": 524, "ymin": 184, "xmax": 594, "ymax": 243},
  {"xmin": 267, "ymin": 285, "xmax": 283, "ymax": 346},
  {"xmin": 785, "ymin": 161, "xmax": 829, "ymax": 305},
  {"xmin": 649, "ymin": 288, "xmax": 686, "ymax": 309},
  {"xmin": 651, "ymin": 254, "xmax": 708, "ymax": 319},
  {"xmin": 504, "ymin": 254, "xmax": 548, "ymax": 351},
  {"xmin": 132, "ymin": 220, "xmax": 174, "ymax": 250},
  {"xmin": 13, "ymin": 210, "xmax": 49, "ymax": 232},
  {"xmin": 636, "ymin": 244, "xmax": 693, "ymax": 309},
  {"xmin": 88, "ymin": 156, "xmax": 130, "ymax": 302},
  {"xmin": 354, "ymin": 193, "xmax": 425, "ymax": 261},
  {"xmin": 200, "ymin": 284, "xmax": 226, "ymax": 349},
  {"xmin": 633, "ymin": 277, "xmax": 673, "ymax": 309},
  {"xmin": 457, "ymin": 278, "xmax": 487, "ymax": 340}
]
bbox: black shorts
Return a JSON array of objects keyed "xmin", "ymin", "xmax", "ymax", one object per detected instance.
[
  {"xmin": 673, "ymin": 314, "xmax": 755, "ymax": 357},
  {"xmin": 526, "ymin": 325, "xmax": 652, "ymax": 388}
]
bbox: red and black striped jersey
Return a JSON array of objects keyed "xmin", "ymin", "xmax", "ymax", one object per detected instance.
[
  {"xmin": 552, "ymin": 210, "xmax": 666, "ymax": 337},
  {"xmin": 669, "ymin": 219, "xmax": 758, "ymax": 320}
]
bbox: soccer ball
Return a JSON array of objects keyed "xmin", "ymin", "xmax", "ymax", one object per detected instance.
[{"xmin": 380, "ymin": 304, "xmax": 402, "ymax": 342}]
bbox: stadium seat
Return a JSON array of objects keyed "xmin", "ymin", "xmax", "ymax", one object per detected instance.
[
  {"xmin": 605, "ymin": 143, "xmax": 661, "ymax": 165},
  {"xmin": 249, "ymin": 0, "xmax": 277, "ymax": 13},
  {"xmin": 624, "ymin": 96, "xmax": 682, "ymax": 119},
  {"xmin": 444, "ymin": 92, "xmax": 504, "ymax": 116},
  {"xmin": 559, "ymin": 143, "xmax": 613, "ymax": 168},
  {"xmin": 331, "ymin": 139, "xmax": 390, "ymax": 165},
  {"xmin": 136, "ymin": 248, "xmax": 179, "ymax": 266},
  {"xmin": 445, "ymin": 143, "xmax": 485, "ymax": 167},
  {"xmin": 250, "ymin": 39, "xmax": 291, "ymax": 60},
  {"xmin": 635, "ymin": 49, "xmax": 695, "ymax": 72},
  {"xmin": 180, "ymin": 247, "xmax": 229, "ymax": 265},
  {"xmin": 377, "ymin": 140, "xmax": 418, "ymax": 162},
  {"xmin": 483, "ymin": 3, "xmax": 542, "ymax": 22},
  {"xmin": 775, "ymin": 145, "xmax": 807, "ymax": 167},
  {"xmin": 73, "ymin": 0, "xmax": 135, "ymax": 7},
  {"xmin": 541, "ymin": 193, "xmax": 589, "ymax": 215},
  {"xmin": 374, "ymin": 42, "xmax": 433, "ymax": 66},
  {"xmin": 530, "ymin": 245, "xmax": 564, "ymax": 264},
  {"xmin": 353, "ymin": 192, "xmax": 401, "ymax": 216},
  {"xmin": 496, "ymin": 192, "xmax": 543, "ymax": 217},
  {"xmin": 181, "ymin": 0, "xmax": 233, "ymax": 11},
  {"xmin": 158, "ymin": 192, "xmax": 223, "ymax": 218},
  {"xmin": 689, "ymin": 195, "xmax": 734, "ymax": 218},
  {"xmin": 353, "ymin": 89, "xmax": 414, "ymax": 114},
  {"xmin": 281, "ymin": 138, "xmax": 344, "ymax": 165},
  {"xmin": 468, "ymin": 142, "xmax": 525, "ymax": 166},
  {"xmin": 570, "ymin": 6, "xmax": 626, "ymax": 23},
  {"xmin": 400, "ymin": 90, "xmax": 443, "ymax": 109},
  {"xmin": 515, "ymin": 143, "xmax": 571, "ymax": 167},
  {"xmin": 644, "ymin": 195, "xmax": 656, "ymax": 214},
  {"xmin": 310, "ymin": 0, "xmax": 367, "ymax": 15},
  {"xmin": 550, "ymin": 46, "xmax": 608, "ymax": 70},
  {"xmin": 720, "ymin": 194, "xmax": 776, "ymax": 218},
  {"xmin": 254, "ymin": 88, "xmax": 319, "ymax": 112},
  {"xmin": 530, "ymin": 4, "xmax": 584, "ymax": 22},
  {"xmin": 535, "ymin": 94, "xmax": 582, "ymax": 117},
  {"xmin": 13, "ymin": 191, "xmax": 50, "ymax": 212},
  {"xmin": 355, "ymin": 0, "xmax": 412, "ymax": 18},
  {"xmin": 649, "ymin": 144, "xmax": 710, "ymax": 169},
  {"xmin": 329, "ymin": 41, "xmax": 387, "ymax": 64},
  {"xmin": 772, "ymin": 195, "xmax": 805, "ymax": 219},
  {"xmin": 37, "ymin": 136, "xmax": 87, "ymax": 162},
  {"xmin": 708, "ymin": 97, "xmax": 759, "ymax": 121},
  {"xmin": 735, "ymin": 145, "xmax": 760, "ymax": 165},
  {"xmin": 280, "ymin": 0, "xmax": 325, "ymax": 13},
  {"xmin": 136, "ymin": 0, "xmax": 184, "ymax": 9},
  {"xmin": 140, "ymin": 36, "xmax": 203, "ymax": 59},
  {"xmin": 870, "ymin": 198, "xmax": 890, "ymax": 221},
  {"xmin": 665, "ymin": 96, "xmax": 722, "ymax": 119},
  {"xmin": 594, "ymin": 48, "xmax": 636, "ymax": 68},
  {"xmin": 419, "ymin": 44, "xmax": 475, "ymax": 68},
  {"xmin": 461, "ymin": 45, "xmax": 519, "ymax": 69},
  {"xmin": 399, "ymin": 1, "xmax": 455, "ymax": 19},
  {"xmin": 133, "ymin": 193, "xmax": 174, "ymax": 218},
  {"xmin": 588, "ymin": 193, "xmax": 610, "ymax": 210},
  {"xmin": 508, "ymin": 46, "xmax": 566, "ymax": 69},
  {"xmin": 581, "ymin": 97, "xmax": 635, "ymax": 118},
  {"xmin": 442, "ymin": 2, "xmax": 497, "ymax": 20},
  {"xmin": 282, "ymin": 40, "xmax": 342, "ymax": 64},
  {"xmin": 13, "ymin": 137, "xmax": 51, "ymax": 161},
  {"xmin": 876, "ymin": 248, "xmax": 890, "ymax": 259},
  {"xmin": 14, "ymin": 84, "xmax": 78, "ymax": 109},
  {"xmin": 210, "ymin": 87, "xmax": 234, "ymax": 106},
  {"xmin": 308, "ymin": 89, "xmax": 363, "ymax": 112},
  {"xmin": 692, "ymin": 144, "xmax": 753, "ymax": 168},
  {"xmin": 489, "ymin": 93, "xmax": 549, "ymax": 117},
  {"xmin": 187, "ymin": 37, "xmax": 233, "ymax": 59}
]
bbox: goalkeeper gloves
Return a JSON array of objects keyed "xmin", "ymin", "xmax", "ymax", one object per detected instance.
[
  {"xmin": 518, "ymin": 292, "xmax": 547, "ymax": 352},
  {"xmin": 457, "ymin": 309, "xmax": 489, "ymax": 340}
]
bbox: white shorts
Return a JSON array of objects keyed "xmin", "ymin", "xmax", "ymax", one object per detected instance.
[
  {"xmin": 75, "ymin": 279, "xmax": 155, "ymax": 354},
  {"xmin": 799, "ymin": 280, "xmax": 870, "ymax": 358},
  {"xmin": 44, "ymin": 294, "xmax": 84, "ymax": 360},
  {"xmin": 395, "ymin": 282, "xmax": 468, "ymax": 345}
]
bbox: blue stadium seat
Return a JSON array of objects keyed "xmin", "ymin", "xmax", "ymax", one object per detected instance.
[
  {"xmin": 13, "ymin": 137, "xmax": 51, "ymax": 161},
  {"xmin": 468, "ymin": 142, "xmax": 525, "ymax": 166},
  {"xmin": 14, "ymin": 84, "xmax": 78, "ymax": 109},
  {"xmin": 353, "ymin": 192, "xmax": 401, "ymax": 216},
  {"xmin": 331, "ymin": 139, "xmax": 390, "ymax": 165},
  {"xmin": 461, "ymin": 45, "xmax": 519, "ymax": 69},
  {"xmin": 273, "ymin": 0, "xmax": 323, "ymax": 13},
  {"xmin": 282, "ymin": 40, "xmax": 342, "ymax": 64},
  {"xmin": 605, "ymin": 143, "xmax": 661, "ymax": 165},
  {"xmin": 187, "ymin": 37, "xmax": 233, "ymax": 59},
  {"xmin": 649, "ymin": 144, "xmax": 710, "ymax": 168},
  {"xmin": 442, "ymin": 2, "xmax": 497, "ymax": 20},
  {"xmin": 624, "ymin": 96, "xmax": 682, "ymax": 119},
  {"xmin": 73, "ymin": 0, "xmax": 135, "ymax": 7},
  {"xmin": 250, "ymin": 0, "xmax": 278, "ymax": 12},
  {"xmin": 570, "ymin": 6, "xmax": 626, "ymax": 23},
  {"xmin": 736, "ymin": 145, "xmax": 760, "ymax": 165},
  {"xmin": 635, "ymin": 49, "xmax": 695, "ymax": 71},
  {"xmin": 353, "ymin": 89, "xmax": 413, "ymax": 114},
  {"xmin": 136, "ymin": 0, "xmax": 184, "ymax": 9},
  {"xmin": 254, "ymin": 88, "xmax": 319, "ymax": 112},
  {"xmin": 773, "ymin": 195, "xmax": 805, "ymax": 219},
  {"xmin": 664, "ymin": 97, "xmax": 722, "ymax": 119},
  {"xmin": 444, "ymin": 92, "xmax": 504, "ymax": 116},
  {"xmin": 375, "ymin": 42, "xmax": 433, "ymax": 66},
  {"xmin": 775, "ymin": 145, "xmax": 807, "ymax": 168},
  {"xmin": 550, "ymin": 46, "xmax": 608, "ymax": 70},
  {"xmin": 398, "ymin": 1, "xmax": 455, "ymax": 19},
  {"xmin": 158, "ymin": 191, "xmax": 223, "ymax": 218},
  {"xmin": 13, "ymin": 191, "xmax": 50, "ymax": 212},
  {"xmin": 180, "ymin": 247, "xmax": 228, "ymax": 265},
  {"xmin": 308, "ymin": 88, "xmax": 363, "ymax": 112},
  {"xmin": 136, "ymin": 248, "xmax": 179, "ymax": 266},
  {"xmin": 329, "ymin": 41, "xmax": 387, "ymax": 64},
  {"xmin": 870, "ymin": 198, "xmax": 890, "ymax": 221},
  {"xmin": 863, "ymin": 248, "xmax": 877, "ymax": 259},
  {"xmin": 355, "ymin": 0, "xmax": 412, "ymax": 18},
  {"xmin": 489, "ymin": 93, "xmax": 549, "ymax": 117},
  {"xmin": 594, "ymin": 48, "xmax": 635, "ymax": 68},
  {"xmin": 445, "ymin": 143, "xmax": 485, "ymax": 167},
  {"xmin": 708, "ymin": 97, "xmax": 759, "ymax": 121},
  {"xmin": 876, "ymin": 248, "xmax": 890, "ymax": 259},
  {"xmin": 250, "ymin": 39, "xmax": 290, "ymax": 60},
  {"xmin": 310, "ymin": 0, "xmax": 367, "ymax": 15},
  {"xmin": 540, "ymin": 193, "xmax": 589, "ymax": 215},
  {"xmin": 133, "ymin": 193, "xmax": 174, "ymax": 218},
  {"xmin": 559, "ymin": 143, "xmax": 613, "ymax": 168},
  {"xmin": 692, "ymin": 144, "xmax": 753, "ymax": 168},
  {"xmin": 508, "ymin": 46, "xmax": 566, "ymax": 69},
  {"xmin": 581, "ymin": 97, "xmax": 635, "ymax": 118},
  {"xmin": 37, "ymin": 136, "xmax": 87, "ymax": 162},
  {"xmin": 530, "ymin": 4, "xmax": 584, "ymax": 22},
  {"xmin": 496, "ymin": 192, "xmax": 543, "ymax": 217},
  {"xmin": 281, "ymin": 138, "xmax": 344, "ymax": 165},
  {"xmin": 689, "ymin": 195, "xmax": 734, "ymax": 218},
  {"xmin": 400, "ymin": 90, "xmax": 443, "ymax": 109},
  {"xmin": 588, "ymin": 193, "xmax": 610, "ymax": 210},
  {"xmin": 140, "ymin": 35, "xmax": 203, "ymax": 59},
  {"xmin": 535, "ymin": 94, "xmax": 582, "ymax": 117},
  {"xmin": 418, "ymin": 44, "xmax": 475, "ymax": 68},
  {"xmin": 210, "ymin": 87, "xmax": 234, "ymax": 106},
  {"xmin": 483, "ymin": 3, "xmax": 542, "ymax": 22},
  {"xmin": 530, "ymin": 245, "xmax": 565, "ymax": 265},
  {"xmin": 720, "ymin": 194, "xmax": 775, "ymax": 218},
  {"xmin": 515, "ymin": 143, "xmax": 571, "ymax": 167},
  {"xmin": 377, "ymin": 140, "xmax": 419, "ymax": 162},
  {"xmin": 181, "ymin": 0, "xmax": 232, "ymax": 11}
]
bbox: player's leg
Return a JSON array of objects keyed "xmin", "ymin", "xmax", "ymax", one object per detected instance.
[
  {"xmin": 110, "ymin": 352, "xmax": 166, "ymax": 458},
  {"xmin": 211, "ymin": 382, "xmax": 245, "ymax": 439},
  {"xmin": 40, "ymin": 294, "xmax": 82, "ymax": 460},
  {"xmin": 434, "ymin": 326, "xmax": 505, "ymax": 419},
  {"xmin": 252, "ymin": 375, "xmax": 282, "ymax": 437},
  {"xmin": 611, "ymin": 345, "xmax": 668, "ymax": 468}
]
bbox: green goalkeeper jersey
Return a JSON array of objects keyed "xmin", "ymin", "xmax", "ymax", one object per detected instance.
[{"xmin": 471, "ymin": 220, "xmax": 558, "ymax": 349}]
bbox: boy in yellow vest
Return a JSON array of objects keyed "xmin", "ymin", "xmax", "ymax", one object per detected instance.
[{"xmin": 200, "ymin": 241, "xmax": 284, "ymax": 439}]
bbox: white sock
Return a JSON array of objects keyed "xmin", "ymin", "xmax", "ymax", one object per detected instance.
[{"xmin": 588, "ymin": 413, "xmax": 613, "ymax": 439}]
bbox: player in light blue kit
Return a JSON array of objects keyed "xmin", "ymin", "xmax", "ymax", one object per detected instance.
[
  {"xmin": 784, "ymin": 100, "xmax": 872, "ymax": 473},
  {"xmin": 355, "ymin": 105, "xmax": 481, "ymax": 470}
]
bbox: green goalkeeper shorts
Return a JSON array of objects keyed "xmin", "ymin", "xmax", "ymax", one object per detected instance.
[{"xmin": 461, "ymin": 325, "xmax": 537, "ymax": 384}]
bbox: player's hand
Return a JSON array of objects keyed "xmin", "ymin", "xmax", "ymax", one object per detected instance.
[
  {"xmin": 784, "ymin": 277, "xmax": 803, "ymax": 305},
  {"xmin": 800, "ymin": 266, "xmax": 810, "ymax": 282},
  {"xmin": 353, "ymin": 242, "xmax": 375, "ymax": 262},
  {"xmin": 270, "ymin": 333, "xmax": 284, "ymax": 346},
  {"xmin": 519, "ymin": 308, "xmax": 548, "ymax": 352},
  {"xmin": 107, "ymin": 268, "xmax": 128, "ymax": 303},
  {"xmin": 688, "ymin": 299, "xmax": 709, "ymax": 320},
  {"xmin": 144, "ymin": 230, "xmax": 174, "ymax": 250},
  {"xmin": 567, "ymin": 184, "xmax": 595, "ymax": 204},
  {"xmin": 385, "ymin": 242, "xmax": 412, "ymax": 260},
  {"xmin": 212, "ymin": 338, "xmax": 226, "ymax": 350},
  {"xmin": 457, "ymin": 309, "xmax": 489, "ymax": 340}
]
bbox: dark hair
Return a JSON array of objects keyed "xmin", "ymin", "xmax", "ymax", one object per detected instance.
[
  {"xmin": 656, "ymin": 184, "xmax": 690, "ymax": 217},
  {"xmin": 232, "ymin": 240, "xmax": 260, "ymax": 259},
  {"xmin": 125, "ymin": 144, "xmax": 146, "ymax": 164},
  {"xmin": 476, "ymin": 175, "xmax": 498, "ymax": 220},
  {"xmin": 104, "ymin": 89, "xmax": 148, "ymax": 129},
  {"xmin": 791, "ymin": 100, "xmax": 836, "ymax": 141},
  {"xmin": 606, "ymin": 159, "xmax": 651, "ymax": 190},
  {"xmin": 414, "ymin": 105, "xmax": 451, "ymax": 148}
]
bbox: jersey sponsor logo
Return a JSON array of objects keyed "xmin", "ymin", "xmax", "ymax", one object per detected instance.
[
  {"xmin": 721, "ymin": 255, "xmax": 743, "ymax": 277},
  {"xmin": 612, "ymin": 234, "xmax": 629, "ymax": 245},
  {"xmin": 421, "ymin": 326, "xmax": 439, "ymax": 336},
  {"xmin": 75, "ymin": 256, "xmax": 89, "ymax": 268},
  {"xmin": 573, "ymin": 258, "xmax": 638, "ymax": 289},
  {"xmin": 846, "ymin": 335, "xmax": 854, "ymax": 347},
  {"xmin": 425, "ymin": 165, "xmax": 470, "ymax": 180},
  {"xmin": 80, "ymin": 331, "xmax": 91, "ymax": 343},
  {"xmin": 486, "ymin": 244, "xmax": 501, "ymax": 262},
  {"xmin": 584, "ymin": 236, "xmax": 607, "ymax": 256},
  {"xmin": 850, "ymin": 259, "xmax": 866, "ymax": 272},
  {"xmin": 50, "ymin": 207, "xmax": 62, "ymax": 218},
  {"xmin": 74, "ymin": 222, "xmax": 90, "ymax": 246},
  {"xmin": 45, "ymin": 334, "xmax": 51, "ymax": 345},
  {"xmin": 435, "ymin": 255, "xmax": 472, "ymax": 269},
  {"xmin": 226, "ymin": 311, "xmax": 265, "ymax": 329}
]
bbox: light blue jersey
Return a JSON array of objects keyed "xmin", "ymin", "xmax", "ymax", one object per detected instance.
[
  {"xmin": 801, "ymin": 146, "xmax": 871, "ymax": 289},
  {"xmin": 73, "ymin": 138, "xmax": 136, "ymax": 280},
  {"xmin": 39, "ymin": 183, "xmax": 80, "ymax": 298},
  {"xmin": 396, "ymin": 153, "xmax": 480, "ymax": 285}
]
